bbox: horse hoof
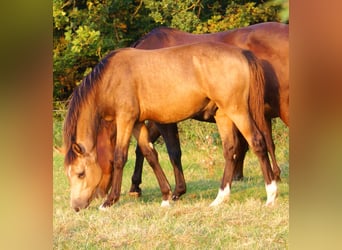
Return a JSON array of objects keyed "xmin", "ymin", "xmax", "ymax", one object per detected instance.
[
  {"xmin": 172, "ymin": 195, "xmax": 180, "ymax": 201},
  {"xmin": 128, "ymin": 186, "xmax": 142, "ymax": 197},
  {"xmin": 265, "ymin": 200, "xmax": 276, "ymax": 207},
  {"xmin": 172, "ymin": 189, "xmax": 186, "ymax": 201},
  {"xmin": 210, "ymin": 185, "xmax": 231, "ymax": 207},
  {"xmin": 161, "ymin": 200, "xmax": 170, "ymax": 207},
  {"xmin": 233, "ymin": 175, "xmax": 244, "ymax": 181},
  {"xmin": 99, "ymin": 200, "xmax": 113, "ymax": 210},
  {"xmin": 99, "ymin": 204, "xmax": 109, "ymax": 211},
  {"xmin": 129, "ymin": 191, "xmax": 141, "ymax": 198}
]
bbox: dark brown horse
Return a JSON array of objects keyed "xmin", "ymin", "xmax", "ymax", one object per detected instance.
[
  {"xmin": 63, "ymin": 42, "xmax": 277, "ymax": 211},
  {"xmin": 128, "ymin": 22, "xmax": 288, "ymax": 199}
]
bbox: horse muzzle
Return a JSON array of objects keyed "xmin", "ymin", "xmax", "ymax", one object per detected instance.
[{"xmin": 70, "ymin": 198, "xmax": 89, "ymax": 212}]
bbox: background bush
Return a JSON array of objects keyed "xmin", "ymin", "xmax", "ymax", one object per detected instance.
[
  {"xmin": 53, "ymin": 0, "xmax": 288, "ymax": 103},
  {"xmin": 53, "ymin": 0, "xmax": 289, "ymax": 150}
]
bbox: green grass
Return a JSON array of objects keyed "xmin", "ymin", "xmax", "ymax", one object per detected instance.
[{"xmin": 53, "ymin": 118, "xmax": 289, "ymax": 249}]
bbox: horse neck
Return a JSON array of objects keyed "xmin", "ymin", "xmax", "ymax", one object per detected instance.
[{"xmin": 76, "ymin": 102, "xmax": 98, "ymax": 152}]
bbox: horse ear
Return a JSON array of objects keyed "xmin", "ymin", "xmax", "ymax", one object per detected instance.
[{"xmin": 72, "ymin": 143, "xmax": 85, "ymax": 156}]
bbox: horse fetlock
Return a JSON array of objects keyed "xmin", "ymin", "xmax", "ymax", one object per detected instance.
[
  {"xmin": 209, "ymin": 184, "xmax": 230, "ymax": 207},
  {"xmin": 273, "ymin": 167, "xmax": 282, "ymax": 182},
  {"xmin": 274, "ymin": 173, "xmax": 282, "ymax": 182},
  {"xmin": 99, "ymin": 203, "xmax": 110, "ymax": 211},
  {"xmin": 160, "ymin": 200, "xmax": 171, "ymax": 207},
  {"xmin": 233, "ymin": 174, "xmax": 244, "ymax": 181},
  {"xmin": 160, "ymin": 191, "xmax": 172, "ymax": 207},
  {"xmin": 128, "ymin": 184, "xmax": 142, "ymax": 197},
  {"xmin": 265, "ymin": 180, "xmax": 277, "ymax": 206},
  {"xmin": 100, "ymin": 199, "xmax": 114, "ymax": 209},
  {"xmin": 172, "ymin": 194, "xmax": 180, "ymax": 201},
  {"xmin": 99, "ymin": 196, "xmax": 119, "ymax": 210},
  {"xmin": 172, "ymin": 190, "xmax": 186, "ymax": 201}
]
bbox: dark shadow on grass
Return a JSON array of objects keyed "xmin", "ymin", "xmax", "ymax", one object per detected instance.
[
  {"xmin": 125, "ymin": 173, "xmax": 288, "ymax": 205},
  {"xmin": 125, "ymin": 177, "xmax": 261, "ymax": 203}
]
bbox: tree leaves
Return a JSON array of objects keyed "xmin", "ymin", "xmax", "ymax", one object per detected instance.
[{"xmin": 53, "ymin": 0, "xmax": 288, "ymax": 101}]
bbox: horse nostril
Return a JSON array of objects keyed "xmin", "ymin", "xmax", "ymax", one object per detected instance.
[{"xmin": 74, "ymin": 207, "xmax": 80, "ymax": 212}]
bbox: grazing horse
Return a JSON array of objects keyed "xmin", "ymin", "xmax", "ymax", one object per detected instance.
[
  {"xmin": 63, "ymin": 42, "xmax": 277, "ymax": 211},
  {"xmin": 128, "ymin": 22, "xmax": 288, "ymax": 199}
]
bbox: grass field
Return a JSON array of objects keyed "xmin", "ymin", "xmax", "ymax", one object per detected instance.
[{"xmin": 53, "ymin": 118, "xmax": 289, "ymax": 249}]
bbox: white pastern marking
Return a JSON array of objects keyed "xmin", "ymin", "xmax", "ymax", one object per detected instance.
[
  {"xmin": 265, "ymin": 180, "xmax": 277, "ymax": 206},
  {"xmin": 68, "ymin": 166, "xmax": 71, "ymax": 178},
  {"xmin": 160, "ymin": 200, "xmax": 170, "ymax": 207},
  {"xmin": 210, "ymin": 184, "xmax": 230, "ymax": 207},
  {"xmin": 148, "ymin": 142, "xmax": 154, "ymax": 149},
  {"xmin": 99, "ymin": 204, "xmax": 109, "ymax": 211}
]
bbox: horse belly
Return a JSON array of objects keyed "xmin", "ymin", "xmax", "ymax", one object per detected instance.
[{"xmin": 139, "ymin": 91, "xmax": 209, "ymax": 124}]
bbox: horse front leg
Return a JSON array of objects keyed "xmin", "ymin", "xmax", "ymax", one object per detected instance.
[
  {"xmin": 210, "ymin": 114, "xmax": 238, "ymax": 206},
  {"xmin": 133, "ymin": 122, "xmax": 172, "ymax": 207},
  {"xmin": 100, "ymin": 119, "xmax": 134, "ymax": 210},
  {"xmin": 96, "ymin": 119, "xmax": 115, "ymax": 198},
  {"xmin": 156, "ymin": 123, "xmax": 186, "ymax": 200},
  {"xmin": 129, "ymin": 121, "xmax": 161, "ymax": 196}
]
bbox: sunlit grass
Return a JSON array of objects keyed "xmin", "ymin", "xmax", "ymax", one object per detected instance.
[{"xmin": 53, "ymin": 118, "xmax": 289, "ymax": 249}]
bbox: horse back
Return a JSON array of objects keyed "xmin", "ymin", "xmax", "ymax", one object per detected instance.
[
  {"xmin": 219, "ymin": 23, "xmax": 288, "ymax": 121},
  {"xmin": 111, "ymin": 43, "xmax": 251, "ymax": 123}
]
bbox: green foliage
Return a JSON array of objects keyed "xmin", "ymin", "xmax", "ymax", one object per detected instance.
[
  {"xmin": 144, "ymin": 0, "xmax": 202, "ymax": 32},
  {"xmin": 53, "ymin": 0, "xmax": 155, "ymax": 101},
  {"xmin": 53, "ymin": 100, "xmax": 68, "ymax": 148},
  {"xmin": 265, "ymin": 0, "xmax": 289, "ymax": 23},
  {"xmin": 53, "ymin": 0, "xmax": 288, "ymax": 102},
  {"xmin": 195, "ymin": 1, "xmax": 281, "ymax": 33}
]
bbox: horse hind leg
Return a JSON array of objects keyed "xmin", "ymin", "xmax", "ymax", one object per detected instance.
[
  {"xmin": 230, "ymin": 124, "xmax": 279, "ymax": 183},
  {"xmin": 265, "ymin": 118, "xmax": 281, "ymax": 182},
  {"xmin": 229, "ymin": 113, "xmax": 277, "ymax": 206},
  {"xmin": 133, "ymin": 122, "xmax": 172, "ymax": 207}
]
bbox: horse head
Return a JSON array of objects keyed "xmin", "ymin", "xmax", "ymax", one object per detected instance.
[
  {"xmin": 63, "ymin": 51, "xmax": 117, "ymax": 211},
  {"xmin": 65, "ymin": 142, "xmax": 102, "ymax": 212}
]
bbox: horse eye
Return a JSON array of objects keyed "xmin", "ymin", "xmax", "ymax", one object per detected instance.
[{"xmin": 78, "ymin": 171, "xmax": 86, "ymax": 179}]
